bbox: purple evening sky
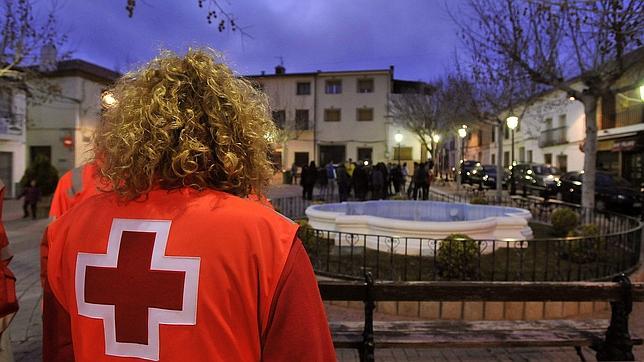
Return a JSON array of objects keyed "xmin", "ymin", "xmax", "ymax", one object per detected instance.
[{"xmin": 51, "ymin": 0, "xmax": 466, "ymax": 81}]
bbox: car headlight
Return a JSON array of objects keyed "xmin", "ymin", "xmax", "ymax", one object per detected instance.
[
  {"xmin": 617, "ymin": 194, "xmax": 626, "ymax": 200},
  {"xmin": 483, "ymin": 175, "xmax": 488, "ymax": 180}
]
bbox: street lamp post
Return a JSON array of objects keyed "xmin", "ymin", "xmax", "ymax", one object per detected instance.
[
  {"xmin": 457, "ymin": 126, "xmax": 467, "ymax": 190},
  {"xmin": 506, "ymin": 116, "xmax": 519, "ymax": 195},
  {"xmin": 394, "ymin": 131, "xmax": 403, "ymax": 166},
  {"xmin": 432, "ymin": 133, "xmax": 440, "ymax": 176}
]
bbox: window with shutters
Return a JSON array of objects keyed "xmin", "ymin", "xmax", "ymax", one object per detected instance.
[
  {"xmin": 324, "ymin": 109, "xmax": 341, "ymax": 122},
  {"xmin": 325, "ymin": 80, "xmax": 342, "ymax": 94},
  {"xmin": 295, "ymin": 109, "xmax": 309, "ymax": 130},
  {"xmin": 356, "ymin": 108, "xmax": 373, "ymax": 121},
  {"xmin": 272, "ymin": 110, "xmax": 286, "ymax": 129},
  {"xmin": 357, "ymin": 79, "xmax": 374, "ymax": 93},
  {"xmin": 296, "ymin": 82, "xmax": 310, "ymax": 95}
]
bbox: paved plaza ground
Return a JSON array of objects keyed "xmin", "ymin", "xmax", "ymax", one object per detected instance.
[{"xmin": 3, "ymin": 185, "xmax": 643, "ymax": 361}]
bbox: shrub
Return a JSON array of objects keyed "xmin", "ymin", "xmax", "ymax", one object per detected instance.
[
  {"xmin": 560, "ymin": 224, "xmax": 605, "ymax": 264},
  {"xmin": 20, "ymin": 154, "xmax": 59, "ymax": 196},
  {"xmin": 389, "ymin": 194, "xmax": 408, "ymax": 200},
  {"xmin": 469, "ymin": 196, "xmax": 488, "ymax": 205},
  {"xmin": 550, "ymin": 208, "xmax": 579, "ymax": 237},
  {"xmin": 436, "ymin": 233, "xmax": 479, "ymax": 280}
]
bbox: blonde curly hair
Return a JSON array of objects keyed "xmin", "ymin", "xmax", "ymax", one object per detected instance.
[{"xmin": 93, "ymin": 48, "xmax": 277, "ymax": 200}]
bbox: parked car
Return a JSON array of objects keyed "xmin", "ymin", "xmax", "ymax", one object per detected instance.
[
  {"xmin": 557, "ymin": 171, "xmax": 642, "ymax": 212},
  {"xmin": 510, "ymin": 163, "xmax": 561, "ymax": 198},
  {"xmin": 480, "ymin": 165, "xmax": 510, "ymax": 189},
  {"xmin": 459, "ymin": 160, "xmax": 481, "ymax": 184}
]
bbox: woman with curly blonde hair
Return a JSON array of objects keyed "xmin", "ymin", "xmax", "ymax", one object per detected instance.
[{"xmin": 43, "ymin": 49, "xmax": 335, "ymax": 362}]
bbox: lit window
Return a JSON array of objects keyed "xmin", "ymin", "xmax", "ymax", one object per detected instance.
[{"xmin": 325, "ymin": 80, "xmax": 342, "ymax": 94}]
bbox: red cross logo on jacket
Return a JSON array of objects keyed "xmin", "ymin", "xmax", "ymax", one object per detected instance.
[{"xmin": 75, "ymin": 219, "xmax": 201, "ymax": 361}]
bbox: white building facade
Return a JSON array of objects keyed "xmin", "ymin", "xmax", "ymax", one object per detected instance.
[
  {"xmin": 249, "ymin": 66, "xmax": 429, "ymax": 169},
  {"xmin": 0, "ymin": 82, "xmax": 28, "ymax": 197},
  {"xmin": 27, "ymin": 60, "xmax": 119, "ymax": 174},
  {"xmin": 486, "ymin": 70, "xmax": 643, "ymax": 186}
]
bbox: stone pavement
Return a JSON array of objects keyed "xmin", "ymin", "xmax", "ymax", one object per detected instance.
[{"xmin": 2, "ymin": 191, "xmax": 643, "ymax": 361}]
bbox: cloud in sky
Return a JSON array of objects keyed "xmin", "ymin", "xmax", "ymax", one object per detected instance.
[{"xmin": 50, "ymin": 0, "xmax": 466, "ymax": 81}]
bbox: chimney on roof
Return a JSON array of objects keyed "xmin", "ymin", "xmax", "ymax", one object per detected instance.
[
  {"xmin": 39, "ymin": 44, "xmax": 57, "ymax": 72},
  {"xmin": 275, "ymin": 65, "xmax": 285, "ymax": 75}
]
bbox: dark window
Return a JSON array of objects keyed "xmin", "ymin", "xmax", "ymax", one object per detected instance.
[
  {"xmin": 357, "ymin": 147, "xmax": 372, "ymax": 163},
  {"xmin": 325, "ymin": 80, "xmax": 342, "ymax": 94},
  {"xmin": 296, "ymin": 82, "xmax": 310, "ymax": 95},
  {"xmin": 357, "ymin": 79, "xmax": 374, "ymax": 93},
  {"xmin": 272, "ymin": 110, "xmax": 286, "ymax": 129},
  {"xmin": 557, "ymin": 154, "xmax": 567, "ymax": 173},
  {"xmin": 30, "ymin": 146, "xmax": 51, "ymax": 163},
  {"xmin": 356, "ymin": 108, "xmax": 373, "ymax": 121},
  {"xmin": 295, "ymin": 109, "xmax": 309, "ymax": 130},
  {"xmin": 544, "ymin": 153, "xmax": 552, "ymax": 165},
  {"xmin": 319, "ymin": 145, "xmax": 346, "ymax": 166},
  {"xmin": 294, "ymin": 152, "xmax": 309, "ymax": 167},
  {"xmin": 324, "ymin": 109, "xmax": 341, "ymax": 122},
  {"xmin": 503, "ymin": 151, "xmax": 509, "ymax": 167},
  {"xmin": 491, "ymin": 127, "xmax": 496, "ymax": 142},
  {"xmin": 0, "ymin": 88, "xmax": 11, "ymax": 114},
  {"xmin": 477, "ymin": 130, "xmax": 483, "ymax": 146},
  {"xmin": 504, "ymin": 125, "xmax": 509, "ymax": 139}
]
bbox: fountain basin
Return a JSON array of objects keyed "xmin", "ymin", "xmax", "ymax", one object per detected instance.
[{"xmin": 305, "ymin": 200, "xmax": 533, "ymax": 255}]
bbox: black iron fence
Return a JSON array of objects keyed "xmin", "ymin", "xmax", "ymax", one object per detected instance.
[
  {"xmin": 298, "ymin": 214, "xmax": 641, "ymax": 282},
  {"xmin": 271, "ymin": 189, "xmax": 642, "ymax": 282}
]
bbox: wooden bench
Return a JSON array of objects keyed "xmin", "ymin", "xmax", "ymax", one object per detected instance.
[{"xmin": 320, "ymin": 274, "xmax": 643, "ymax": 361}]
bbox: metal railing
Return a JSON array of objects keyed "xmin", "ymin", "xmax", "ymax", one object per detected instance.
[
  {"xmin": 538, "ymin": 126, "xmax": 567, "ymax": 147},
  {"xmin": 298, "ymin": 211, "xmax": 641, "ymax": 282},
  {"xmin": 271, "ymin": 189, "xmax": 642, "ymax": 282}
]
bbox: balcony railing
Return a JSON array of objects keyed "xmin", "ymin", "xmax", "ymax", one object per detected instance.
[
  {"xmin": 538, "ymin": 126, "xmax": 567, "ymax": 147},
  {"xmin": 615, "ymin": 105, "xmax": 643, "ymax": 128},
  {"xmin": 0, "ymin": 112, "xmax": 24, "ymax": 137}
]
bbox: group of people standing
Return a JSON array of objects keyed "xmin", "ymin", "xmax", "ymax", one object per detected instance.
[{"xmin": 297, "ymin": 158, "xmax": 436, "ymax": 202}]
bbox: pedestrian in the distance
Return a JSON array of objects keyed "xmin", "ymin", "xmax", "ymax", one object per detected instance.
[{"xmin": 19, "ymin": 179, "xmax": 41, "ymax": 220}]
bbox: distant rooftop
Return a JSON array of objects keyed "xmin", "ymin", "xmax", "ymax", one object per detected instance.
[{"xmin": 42, "ymin": 59, "xmax": 121, "ymax": 84}]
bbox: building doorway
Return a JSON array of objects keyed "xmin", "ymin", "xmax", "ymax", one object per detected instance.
[{"xmin": 319, "ymin": 145, "xmax": 345, "ymax": 166}]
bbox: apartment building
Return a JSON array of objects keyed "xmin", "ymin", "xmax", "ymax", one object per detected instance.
[
  {"xmin": 27, "ymin": 60, "xmax": 119, "ymax": 174},
  {"xmin": 0, "ymin": 78, "xmax": 28, "ymax": 197},
  {"xmin": 486, "ymin": 66, "xmax": 643, "ymax": 186},
  {"xmin": 248, "ymin": 65, "xmax": 428, "ymax": 169}
]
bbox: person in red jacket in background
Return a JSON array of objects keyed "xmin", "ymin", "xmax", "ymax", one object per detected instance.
[
  {"xmin": 42, "ymin": 161, "xmax": 103, "ymax": 361},
  {"xmin": 0, "ymin": 180, "xmax": 19, "ymax": 361},
  {"xmin": 43, "ymin": 48, "xmax": 335, "ymax": 361}
]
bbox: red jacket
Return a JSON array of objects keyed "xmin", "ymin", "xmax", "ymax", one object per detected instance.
[{"xmin": 44, "ymin": 188, "xmax": 334, "ymax": 361}]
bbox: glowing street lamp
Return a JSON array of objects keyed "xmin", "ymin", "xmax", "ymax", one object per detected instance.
[
  {"xmin": 457, "ymin": 125, "xmax": 467, "ymax": 188},
  {"xmin": 506, "ymin": 115, "xmax": 519, "ymax": 194},
  {"xmin": 101, "ymin": 91, "xmax": 117, "ymax": 108},
  {"xmin": 394, "ymin": 131, "xmax": 403, "ymax": 166},
  {"xmin": 640, "ymin": 85, "xmax": 644, "ymax": 102}
]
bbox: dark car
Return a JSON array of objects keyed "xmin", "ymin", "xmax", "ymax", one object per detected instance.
[
  {"xmin": 480, "ymin": 165, "xmax": 510, "ymax": 188},
  {"xmin": 557, "ymin": 171, "xmax": 642, "ymax": 212},
  {"xmin": 459, "ymin": 160, "xmax": 481, "ymax": 184},
  {"xmin": 510, "ymin": 163, "xmax": 561, "ymax": 198}
]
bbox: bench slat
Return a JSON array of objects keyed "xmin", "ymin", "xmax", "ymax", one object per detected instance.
[
  {"xmin": 319, "ymin": 281, "xmax": 644, "ymax": 302},
  {"xmin": 329, "ymin": 320, "xmax": 643, "ymax": 349}
]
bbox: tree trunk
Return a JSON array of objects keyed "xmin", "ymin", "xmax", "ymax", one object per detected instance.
[
  {"xmin": 581, "ymin": 97, "xmax": 598, "ymax": 211},
  {"xmin": 496, "ymin": 122, "xmax": 503, "ymax": 203}
]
